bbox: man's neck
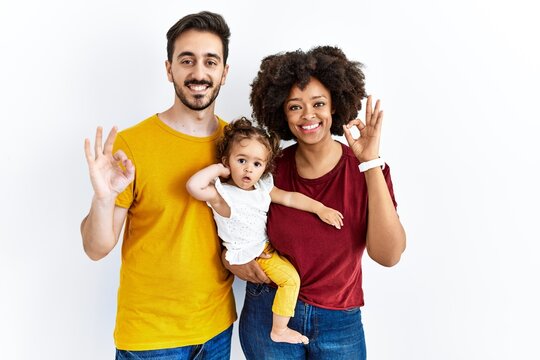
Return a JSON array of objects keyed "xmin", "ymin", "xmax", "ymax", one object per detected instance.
[{"xmin": 158, "ymin": 101, "xmax": 218, "ymax": 137}]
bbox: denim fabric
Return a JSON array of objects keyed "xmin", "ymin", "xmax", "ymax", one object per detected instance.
[
  {"xmin": 239, "ymin": 283, "xmax": 366, "ymax": 360},
  {"xmin": 115, "ymin": 325, "xmax": 232, "ymax": 360}
]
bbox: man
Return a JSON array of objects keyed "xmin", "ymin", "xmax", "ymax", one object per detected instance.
[{"xmin": 81, "ymin": 11, "xmax": 249, "ymax": 359}]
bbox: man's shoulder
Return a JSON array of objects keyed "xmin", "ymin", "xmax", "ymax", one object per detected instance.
[{"xmin": 118, "ymin": 114, "xmax": 159, "ymax": 137}]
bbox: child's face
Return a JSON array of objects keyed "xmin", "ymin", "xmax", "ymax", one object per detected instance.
[{"xmin": 225, "ymin": 138, "xmax": 269, "ymax": 190}]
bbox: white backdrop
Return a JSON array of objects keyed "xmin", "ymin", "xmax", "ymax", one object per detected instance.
[{"xmin": 1, "ymin": 0, "xmax": 539, "ymax": 359}]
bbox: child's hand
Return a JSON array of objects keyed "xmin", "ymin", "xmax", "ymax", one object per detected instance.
[
  {"xmin": 217, "ymin": 163, "xmax": 231, "ymax": 178},
  {"xmin": 317, "ymin": 207, "xmax": 344, "ymax": 229}
]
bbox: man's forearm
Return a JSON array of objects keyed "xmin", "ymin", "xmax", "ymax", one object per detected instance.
[{"xmin": 81, "ymin": 196, "xmax": 118, "ymax": 261}]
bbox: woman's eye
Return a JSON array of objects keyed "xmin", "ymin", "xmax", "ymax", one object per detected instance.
[
  {"xmin": 289, "ymin": 105, "xmax": 301, "ymax": 111},
  {"xmin": 314, "ymin": 102, "xmax": 325, "ymax": 108}
]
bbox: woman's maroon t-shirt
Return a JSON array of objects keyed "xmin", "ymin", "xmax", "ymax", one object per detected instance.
[{"xmin": 267, "ymin": 142, "xmax": 397, "ymax": 309}]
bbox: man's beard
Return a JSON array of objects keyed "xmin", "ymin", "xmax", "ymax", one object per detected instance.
[{"xmin": 173, "ymin": 78, "xmax": 222, "ymax": 111}]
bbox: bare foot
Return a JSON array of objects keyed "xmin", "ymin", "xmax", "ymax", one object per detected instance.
[{"xmin": 270, "ymin": 327, "xmax": 309, "ymax": 344}]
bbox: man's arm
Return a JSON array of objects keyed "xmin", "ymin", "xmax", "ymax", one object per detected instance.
[
  {"xmin": 81, "ymin": 126, "xmax": 135, "ymax": 260},
  {"xmin": 81, "ymin": 204, "xmax": 127, "ymax": 261},
  {"xmin": 221, "ymin": 249, "xmax": 271, "ymax": 284}
]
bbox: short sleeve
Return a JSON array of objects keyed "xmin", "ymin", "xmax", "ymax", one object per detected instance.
[
  {"xmin": 257, "ymin": 174, "xmax": 274, "ymax": 194},
  {"xmin": 113, "ymin": 134, "xmax": 135, "ymax": 209},
  {"xmin": 212, "ymin": 177, "xmax": 233, "ymax": 209}
]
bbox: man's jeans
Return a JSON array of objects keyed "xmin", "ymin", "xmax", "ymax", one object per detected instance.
[
  {"xmin": 239, "ymin": 283, "xmax": 366, "ymax": 360},
  {"xmin": 115, "ymin": 325, "xmax": 233, "ymax": 360}
]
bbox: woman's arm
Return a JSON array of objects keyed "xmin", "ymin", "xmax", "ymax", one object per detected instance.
[
  {"xmin": 270, "ymin": 186, "xmax": 343, "ymax": 229},
  {"xmin": 186, "ymin": 163, "xmax": 231, "ymax": 217},
  {"xmin": 364, "ymin": 168, "xmax": 406, "ymax": 267},
  {"xmin": 342, "ymin": 96, "xmax": 406, "ymax": 267}
]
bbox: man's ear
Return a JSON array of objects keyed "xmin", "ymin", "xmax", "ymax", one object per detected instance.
[
  {"xmin": 220, "ymin": 64, "xmax": 229, "ymax": 86},
  {"xmin": 165, "ymin": 60, "xmax": 173, "ymax": 82}
]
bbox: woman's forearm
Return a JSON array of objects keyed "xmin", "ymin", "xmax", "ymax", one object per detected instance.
[{"xmin": 364, "ymin": 167, "xmax": 406, "ymax": 267}]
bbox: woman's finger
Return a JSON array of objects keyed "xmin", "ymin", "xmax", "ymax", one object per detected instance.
[
  {"xmin": 372, "ymin": 99, "xmax": 381, "ymax": 122},
  {"xmin": 342, "ymin": 125, "xmax": 355, "ymax": 146},
  {"xmin": 365, "ymin": 96, "xmax": 372, "ymax": 126},
  {"xmin": 375, "ymin": 110, "xmax": 384, "ymax": 132},
  {"xmin": 346, "ymin": 118, "xmax": 366, "ymax": 131}
]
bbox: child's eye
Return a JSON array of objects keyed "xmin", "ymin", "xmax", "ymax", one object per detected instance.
[
  {"xmin": 254, "ymin": 162, "xmax": 262, "ymax": 167},
  {"xmin": 238, "ymin": 159, "xmax": 246, "ymax": 164}
]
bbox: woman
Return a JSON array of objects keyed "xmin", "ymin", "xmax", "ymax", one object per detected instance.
[{"xmin": 228, "ymin": 46, "xmax": 406, "ymax": 359}]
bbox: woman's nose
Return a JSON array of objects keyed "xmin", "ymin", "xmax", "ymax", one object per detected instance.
[{"xmin": 303, "ymin": 110, "xmax": 316, "ymax": 120}]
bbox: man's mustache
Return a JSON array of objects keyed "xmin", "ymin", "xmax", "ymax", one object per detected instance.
[{"xmin": 184, "ymin": 79, "xmax": 213, "ymax": 87}]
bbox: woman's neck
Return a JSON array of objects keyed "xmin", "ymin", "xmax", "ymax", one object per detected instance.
[{"xmin": 294, "ymin": 139, "xmax": 343, "ymax": 179}]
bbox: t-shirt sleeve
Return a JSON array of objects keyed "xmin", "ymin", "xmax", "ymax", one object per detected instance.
[
  {"xmin": 113, "ymin": 134, "xmax": 135, "ymax": 209},
  {"xmin": 258, "ymin": 174, "xmax": 274, "ymax": 194},
  {"xmin": 211, "ymin": 177, "xmax": 232, "ymax": 208}
]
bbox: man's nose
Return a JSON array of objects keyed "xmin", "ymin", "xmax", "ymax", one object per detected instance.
[{"xmin": 192, "ymin": 62, "xmax": 205, "ymax": 80}]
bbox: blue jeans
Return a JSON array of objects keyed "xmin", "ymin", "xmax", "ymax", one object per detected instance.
[
  {"xmin": 115, "ymin": 325, "xmax": 233, "ymax": 360},
  {"xmin": 239, "ymin": 283, "xmax": 366, "ymax": 360}
]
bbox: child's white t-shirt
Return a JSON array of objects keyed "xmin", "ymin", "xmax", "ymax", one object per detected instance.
[{"xmin": 209, "ymin": 174, "xmax": 274, "ymax": 265}]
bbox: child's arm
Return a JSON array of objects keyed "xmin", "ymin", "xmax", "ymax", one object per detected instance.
[
  {"xmin": 186, "ymin": 163, "xmax": 231, "ymax": 217},
  {"xmin": 270, "ymin": 187, "xmax": 344, "ymax": 229}
]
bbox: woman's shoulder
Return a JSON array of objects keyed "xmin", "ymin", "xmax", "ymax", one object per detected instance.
[
  {"xmin": 339, "ymin": 141, "xmax": 361, "ymax": 165},
  {"xmin": 276, "ymin": 143, "xmax": 297, "ymax": 166}
]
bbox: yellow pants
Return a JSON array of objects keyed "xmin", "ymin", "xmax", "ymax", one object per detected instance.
[{"xmin": 256, "ymin": 242, "xmax": 300, "ymax": 317}]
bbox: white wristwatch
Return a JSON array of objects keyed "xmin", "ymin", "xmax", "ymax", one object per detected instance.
[{"xmin": 358, "ymin": 158, "xmax": 385, "ymax": 172}]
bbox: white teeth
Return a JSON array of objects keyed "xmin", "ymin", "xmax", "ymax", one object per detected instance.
[
  {"xmin": 190, "ymin": 85, "xmax": 207, "ymax": 91},
  {"xmin": 302, "ymin": 123, "xmax": 319, "ymax": 130}
]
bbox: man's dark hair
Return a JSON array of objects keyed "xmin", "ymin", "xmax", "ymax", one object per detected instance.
[
  {"xmin": 166, "ymin": 11, "xmax": 230, "ymax": 64},
  {"xmin": 250, "ymin": 46, "xmax": 367, "ymax": 140}
]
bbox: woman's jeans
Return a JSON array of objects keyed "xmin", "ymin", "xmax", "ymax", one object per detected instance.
[
  {"xmin": 240, "ymin": 283, "xmax": 366, "ymax": 360},
  {"xmin": 115, "ymin": 325, "xmax": 232, "ymax": 360}
]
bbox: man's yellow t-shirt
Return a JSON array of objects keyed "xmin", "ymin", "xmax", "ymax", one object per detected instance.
[{"xmin": 112, "ymin": 114, "xmax": 236, "ymax": 350}]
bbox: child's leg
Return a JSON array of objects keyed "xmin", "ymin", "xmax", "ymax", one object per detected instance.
[{"xmin": 256, "ymin": 243, "xmax": 309, "ymax": 344}]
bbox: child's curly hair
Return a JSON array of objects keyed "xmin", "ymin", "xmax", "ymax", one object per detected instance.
[
  {"xmin": 250, "ymin": 46, "xmax": 367, "ymax": 141},
  {"xmin": 217, "ymin": 117, "xmax": 281, "ymax": 175}
]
